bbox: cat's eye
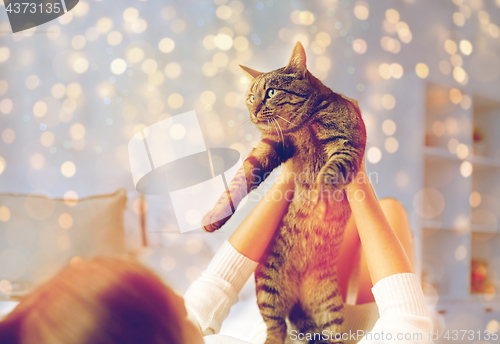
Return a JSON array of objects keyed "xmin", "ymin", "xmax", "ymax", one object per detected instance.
[
  {"xmin": 267, "ymin": 89, "xmax": 277, "ymax": 98},
  {"xmin": 249, "ymin": 95, "xmax": 255, "ymax": 104}
]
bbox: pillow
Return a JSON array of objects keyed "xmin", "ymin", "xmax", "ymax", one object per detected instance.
[{"xmin": 0, "ymin": 188, "xmax": 127, "ymax": 301}]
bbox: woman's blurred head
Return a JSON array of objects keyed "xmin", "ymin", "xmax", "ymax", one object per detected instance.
[{"xmin": 0, "ymin": 257, "xmax": 203, "ymax": 344}]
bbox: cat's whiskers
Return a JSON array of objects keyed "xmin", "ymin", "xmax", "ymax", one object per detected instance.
[
  {"xmin": 270, "ymin": 119, "xmax": 279, "ymax": 140},
  {"xmin": 276, "ymin": 115, "xmax": 298, "ymax": 127},
  {"xmin": 266, "ymin": 119, "xmax": 272, "ymax": 136},
  {"xmin": 237, "ymin": 119, "xmax": 252, "ymax": 133},
  {"xmin": 237, "ymin": 118, "xmax": 251, "ymax": 129},
  {"xmin": 271, "ymin": 118, "xmax": 287, "ymax": 154},
  {"xmin": 277, "ymin": 120, "xmax": 286, "ymax": 152},
  {"xmin": 271, "ymin": 118, "xmax": 281, "ymax": 142}
]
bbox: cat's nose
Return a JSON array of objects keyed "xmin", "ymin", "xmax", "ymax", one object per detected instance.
[{"xmin": 252, "ymin": 103, "xmax": 262, "ymax": 117}]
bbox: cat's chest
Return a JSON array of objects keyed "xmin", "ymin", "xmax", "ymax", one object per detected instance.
[{"xmin": 290, "ymin": 130, "xmax": 329, "ymax": 171}]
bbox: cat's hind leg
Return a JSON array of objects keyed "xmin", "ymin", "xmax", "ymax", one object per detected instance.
[
  {"xmin": 255, "ymin": 254, "xmax": 297, "ymax": 344},
  {"xmin": 301, "ymin": 270, "xmax": 345, "ymax": 344}
]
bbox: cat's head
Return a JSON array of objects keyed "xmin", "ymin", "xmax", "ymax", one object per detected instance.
[{"xmin": 240, "ymin": 42, "xmax": 337, "ymax": 133}]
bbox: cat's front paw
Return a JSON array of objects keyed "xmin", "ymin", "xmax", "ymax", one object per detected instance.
[
  {"xmin": 201, "ymin": 206, "xmax": 232, "ymax": 232},
  {"xmin": 316, "ymin": 163, "xmax": 355, "ymax": 191}
]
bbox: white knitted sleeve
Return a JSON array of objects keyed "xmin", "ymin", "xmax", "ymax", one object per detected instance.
[
  {"xmin": 358, "ymin": 273, "xmax": 434, "ymax": 344},
  {"xmin": 184, "ymin": 240, "xmax": 259, "ymax": 336}
]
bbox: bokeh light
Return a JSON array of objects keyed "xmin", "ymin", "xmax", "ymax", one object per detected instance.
[
  {"xmin": 444, "ymin": 40, "xmax": 458, "ymax": 54},
  {"xmin": 70, "ymin": 123, "xmax": 86, "ymax": 140},
  {"xmin": 168, "ymin": 93, "xmax": 183, "ymax": 109},
  {"xmin": 459, "ymin": 40, "xmax": 473, "ymax": 55},
  {"xmin": 51, "ymin": 84, "xmax": 66, "ymax": 99},
  {"xmin": 415, "ymin": 63, "xmax": 429, "ymax": 78},
  {"xmin": 61, "ymin": 161, "xmax": 76, "ymax": 178},
  {"xmin": 382, "ymin": 94, "xmax": 396, "ymax": 109},
  {"xmin": 469, "ymin": 191, "xmax": 481, "ymax": 207},
  {"xmin": 386, "ymin": 9, "xmax": 400, "ymax": 24},
  {"xmin": 200, "ymin": 91, "xmax": 216, "ymax": 105},
  {"xmin": 33, "ymin": 101, "xmax": 47, "ymax": 117},
  {"xmin": 0, "ymin": 280, "xmax": 12, "ymax": 295},
  {"xmin": 141, "ymin": 59, "xmax": 158, "ymax": 75},
  {"xmin": 354, "ymin": 1, "xmax": 369, "ymax": 20},
  {"xmin": 111, "ymin": 59, "xmax": 127, "ymax": 75},
  {"xmin": 26, "ymin": 75, "xmax": 40, "ymax": 90},
  {"xmin": 0, "ymin": 47, "xmax": 10, "ymax": 63},
  {"xmin": 126, "ymin": 47, "xmax": 144, "ymax": 63},
  {"xmin": 73, "ymin": 57, "xmax": 89, "ymax": 74},
  {"xmin": 0, "ymin": 98, "xmax": 12, "ymax": 114},
  {"xmin": 97, "ymin": 17, "xmax": 113, "ymax": 33},
  {"xmin": 233, "ymin": 36, "xmax": 249, "ymax": 51},
  {"xmin": 432, "ymin": 121, "xmax": 446, "ymax": 137},
  {"xmin": 460, "ymin": 161, "xmax": 472, "ymax": 177},
  {"xmin": 379, "ymin": 63, "xmax": 391, "ymax": 79},
  {"xmin": 58, "ymin": 213, "xmax": 74, "ymax": 229},
  {"xmin": 413, "ymin": 188, "xmax": 445, "ymax": 219},
  {"xmin": 0, "ymin": 80, "xmax": 8, "ymax": 95},
  {"xmin": 385, "ymin": 137, "xmax": 399, "ymax": 153},
  {"xmin": 381, "ymin": 36, "xmax": 401, "ymax": 54},
  {"xmin": 214, "ymin": 34, "xmax": 233, "ymax": 50},
  {"xmin": 367, "ymin": 146, "xmax": 382, "ymax": 163},
  {"xmin": 390, "ymin": 63, "xmax": 404, "ymax": 79},
  {"xmin": 2, "ymin": 128, "xmax": 15, "ymax": 144},
  {"xmin": 0, "ymin": 156, "xmax": 5, "ymax": 175},
  {"xmin": 352, "ymin": 39, "xmax": 367, "ymax": 54},
  {"xmin": 449, "ymin": 88, "xmax": 462, "ymax": 104},
  {"xmin": 164, "ymin": 63, "xmax": 181, "ymax": 78},
  {"xmin": 0, "ymin": 206, "xmax": 10, "ymax": 222},
  {"xmin": 456, "ymin": 144, "xmax": 468, "ymax": 159},
  {"xmin": 453, "ymin": 12, "xmax": 465, "ymax": 26},
  {"xmin": 71, "ymin": 35, "xmax": 86, "ymax": 50},
  {"xmin": 107, "ymin": 31, "xmax": 122, "ymax": 46},
  {"xmin": 382, "ymin": 119, "xmax": 397, "ymax": 136},
  {"xmin": 216, "ymin": 5, "xmax": 232, "ymax": 20},
  {"xmin": 64, "ymin": 190, "xmax": 79, "ymax": 207},
  {"xmin": 487, "ymin": 320, "xmax": 499, "ymax": 333},
  {"xmin": 123, "ymin": 7, "xmax": 139, "ymax": 22}
]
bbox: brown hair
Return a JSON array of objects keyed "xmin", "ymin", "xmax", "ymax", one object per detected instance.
[{"xmin": 0, "ymin": 258, "xmax": 184, "ymax": 344}]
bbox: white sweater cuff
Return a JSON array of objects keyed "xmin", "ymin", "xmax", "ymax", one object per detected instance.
[
  {"xmin": 372, "ymin": 273, "xmax": 430, "ymax": 318},
  {"xmin": 206, "ymin": 240, "xmax": 259, "ymax": 293}
]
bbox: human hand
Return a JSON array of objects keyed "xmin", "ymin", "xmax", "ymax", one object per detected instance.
[
  {"xmin": 276, "ymin": 158, "xmax": 295, "ymax": 185},
  {"xmin": 346, "ymin": 156, "xmax": 369, "ymax": 195}
]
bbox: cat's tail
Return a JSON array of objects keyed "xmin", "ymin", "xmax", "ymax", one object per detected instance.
[{"xmin": 288, "ymin": 302, "xmax": 319, "ymax": 336}]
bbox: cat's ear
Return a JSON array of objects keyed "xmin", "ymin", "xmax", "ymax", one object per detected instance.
[
  {"xmin": 285, "ymin": 41, "xmax": 307, "ymax": 74},
  {"xmin": 239, "ymin": 65, "xmax": 263, "ymax": 79}
]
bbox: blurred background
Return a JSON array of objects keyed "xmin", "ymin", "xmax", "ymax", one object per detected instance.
[{"xmin": 0, "ymin": 0, "xmax": 499, "ymax": 342}]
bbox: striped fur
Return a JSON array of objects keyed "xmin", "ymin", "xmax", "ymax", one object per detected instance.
[{"xmin": 202, "ymin": 42, "xmax": 366, "ymax": 344}]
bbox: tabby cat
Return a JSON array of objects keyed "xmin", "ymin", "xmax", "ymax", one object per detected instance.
[{"xmin": 202, "ymin": 42, "xmax": 366, "ymax": 344}]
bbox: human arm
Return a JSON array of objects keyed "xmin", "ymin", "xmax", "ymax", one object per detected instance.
[
  {"xmin": 202, "ymin": 139, "xmax": 293, "ymax": 233},
  {"xmin": 345, "ymin": 159, "xmax": 413, "ymax": 285},
  {"xmin": 346, "ymin": 160, "xmax": 433, "ymax": 343},
  {"xmin": 228, "ymin": 158, "xmax": 295, "ymax": 261},
  {"xmin": 185, "ymin": 161, "xmax": 294, "ymax": 335}
]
